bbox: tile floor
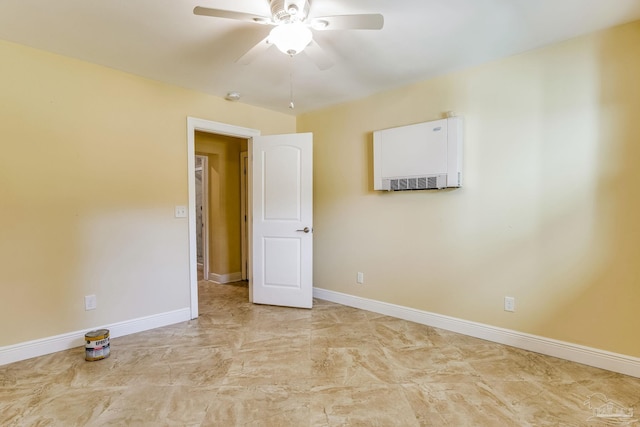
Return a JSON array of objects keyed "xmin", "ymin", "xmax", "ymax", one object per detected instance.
[{"xmin": 2, "ymin": 281, "xmax": 640, "ymax": 426}]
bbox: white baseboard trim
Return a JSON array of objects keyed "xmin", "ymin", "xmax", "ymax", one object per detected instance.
[
  {"xmin": 313, "ymin": 288, "xmax": 640, "ymax": 378},
  {"xmin": 0, "ymin": 308, "xmax": 191, "ymax": 366},
  {"xmin": 208, "ymin": 271, "xmax": 242, "ymax": 284}
]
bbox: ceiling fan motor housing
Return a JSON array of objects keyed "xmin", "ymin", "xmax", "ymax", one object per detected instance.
[{"xmin": 270, "ymin": 0, "xmax": 310, "ymax": 23}]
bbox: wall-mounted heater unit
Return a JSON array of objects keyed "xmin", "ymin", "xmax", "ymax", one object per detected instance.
[{"xmin": 373, "ymin": 117, "xmax": 463, "ymax": 191}]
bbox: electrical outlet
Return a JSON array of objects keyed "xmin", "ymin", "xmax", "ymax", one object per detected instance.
[
  {"xmin": 504, "ymin": 296, "xmax": 515, "ymax": 312},
  {"xmin": 357, "ymin": 272, "xmax": 364, "ymax": 284},
  {"xmin": 175, "ymin": 205, "xmax": 187, "ymax": 218},
  {"xmin": 85, "ymin": 295, "xmax": 97, "ymax": 311}
]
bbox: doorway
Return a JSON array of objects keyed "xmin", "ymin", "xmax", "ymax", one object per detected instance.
[
  {"xmin": 195, "ymin": 155, "xmax": 208, "ymax": 281},
  {"xmin": 194, "ymin": 133, "xmax": 247, "ymax": 284},
  {"xmin": 186, "ymin": 118, "xmax": 260, "ymax": 319}
]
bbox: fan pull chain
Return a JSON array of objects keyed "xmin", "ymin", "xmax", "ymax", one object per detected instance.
[{"xmin": 289, "ymin": 54, "xmax": 295, "ymax": 109}]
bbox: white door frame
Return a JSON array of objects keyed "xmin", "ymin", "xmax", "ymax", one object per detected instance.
[
  {"xmin": 187, "ymin": 117, "xmax": 260, "ymax": 319},
  {"xmin": 240, "ymin": 151, "xmax": 249, "ymax": 281}
]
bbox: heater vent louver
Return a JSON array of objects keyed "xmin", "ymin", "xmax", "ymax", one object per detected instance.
[{"xmin": 387, "ymin": 175, "xmax": 445, "ymax": 191}]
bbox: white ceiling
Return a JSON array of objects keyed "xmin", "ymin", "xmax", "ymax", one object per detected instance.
[{"xmin": 2, "ymin": 0, "xmax": 640, "ymax": 115}]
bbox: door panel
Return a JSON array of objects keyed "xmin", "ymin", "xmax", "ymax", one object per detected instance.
[
  {"xmin": 264, "ymin": 145, "xmax": 301, "ymax": 220},
  {"xmin": 264, "ymin": 237, "xmax": 300, "ymax": 287},
  {"xmin": 252, "ymin": 133, "xmax": 312, "ymax": 308}
]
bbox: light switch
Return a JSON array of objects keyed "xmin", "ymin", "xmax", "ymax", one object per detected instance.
[{"xmin": 175, "ymin": 206, "xmax": 187, "ymax": 218}]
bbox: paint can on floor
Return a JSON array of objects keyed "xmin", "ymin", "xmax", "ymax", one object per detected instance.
[{"xmin": 85, "ymin": 329, "xmax": 110, "ymax": 361}]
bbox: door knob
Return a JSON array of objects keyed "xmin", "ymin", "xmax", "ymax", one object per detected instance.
[{"xmin": 296, "ymin": 227, "xmax": 310, "ymax": 233}]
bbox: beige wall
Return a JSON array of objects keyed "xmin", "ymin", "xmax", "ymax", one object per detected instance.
[
  {"xmin": 298, "ymin": 21, "xmax": 640, "ymax": 357},
  {"xmin": 195, "ymin": 132, "xmax": 247, "ymax": 276},
  {"xmin": 3, "ymin": 20, "xmax": 640, "ymax": 360},
  {"xmin": 0, "ymin": 39, "xmax": 295, "ymax": 346}
]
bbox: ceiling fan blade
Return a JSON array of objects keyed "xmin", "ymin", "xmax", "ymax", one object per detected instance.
[
  {"xmin": 310, "ymin": 14, "xmax": 384, "ymax": 31},
  {"xmin": 193, "ymin": 6, "xmax": 271, "ymax": 24},
  {"xmin": 236, "ymin": 36, "xmax": 274, "ymax": 65},
  {"xmin": 303, "ymin": 40, "xmax": 334, "ymax": 70}
]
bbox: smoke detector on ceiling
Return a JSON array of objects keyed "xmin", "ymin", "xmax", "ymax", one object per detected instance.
[{"xmin": 225, "ymin": 91, "xmax": 241, "ymax": 101}]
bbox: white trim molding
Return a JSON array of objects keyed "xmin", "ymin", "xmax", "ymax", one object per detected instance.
[
  {"xmin": 313, "ymin": 288, "xmax": 640, "ymax": 378},
  {"xmin": 208, "ymin": 272, "xmax": 243, "ymax": 284},
  {"xmin": 0, "ymin": 308, "xmax": 191, "ymax": 366}
]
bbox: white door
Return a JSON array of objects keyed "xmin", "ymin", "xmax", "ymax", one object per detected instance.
[{"xmin": 251, "ymin": 132, "xmax": 313, "ymax": 308}]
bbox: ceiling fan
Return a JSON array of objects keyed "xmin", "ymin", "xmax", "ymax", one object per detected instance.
[{"xmin": 194, "ymin": 0, "xmax": 384, "ymax": 70}]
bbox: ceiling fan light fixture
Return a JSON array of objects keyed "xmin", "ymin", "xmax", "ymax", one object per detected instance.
[
  {"xmin": 287, "ymin": 4, "xmax": 299, "ymax": 16},
  {"xmin": 269, "ymin": 22, "xmax": 312, "ymax": 55}
]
